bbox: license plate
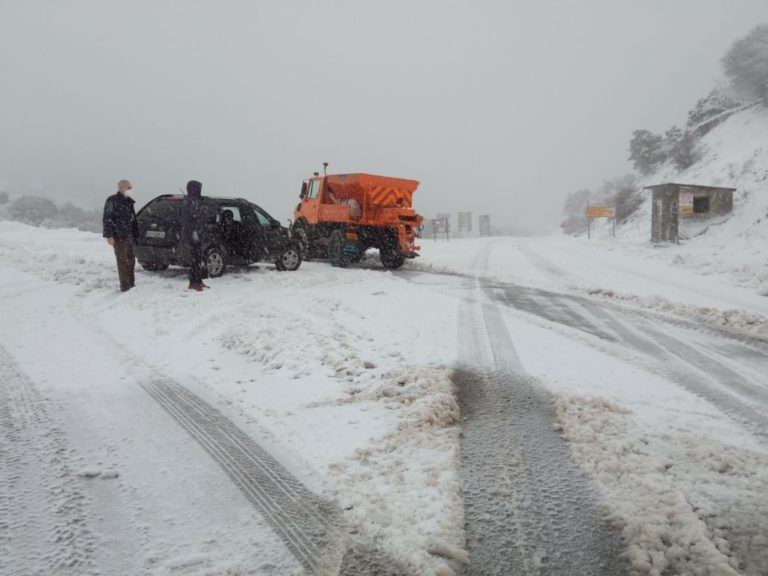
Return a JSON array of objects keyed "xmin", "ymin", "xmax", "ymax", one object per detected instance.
[
  {"xmin": 145, "ymin": 230, "xmax": 166, "ymax": 239},
  {"xmin": 345, "ymin": 232, "xmax": 358, "ymax": 240}
]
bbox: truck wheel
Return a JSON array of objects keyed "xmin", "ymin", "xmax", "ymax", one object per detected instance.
[
  {"xmin": 328, "ymin": 229, "xmax": 349, "ymax": 268},
  {"xmin": 275, "ymin": 244, "xmax": 302, "ymax": 271},
  {"xmin": 380, "ymin": 248, "xmax": 405, "ymax": 269},
  {"xmin": 350, "ymin": 246, "xmax": 366, "ymax": 263},
  {"xmin": 205, "ymin": 246, "xmax": 227, "ymax": 278}
]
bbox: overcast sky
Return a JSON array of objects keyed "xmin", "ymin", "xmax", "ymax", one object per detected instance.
[{"xmin": 1, "ymin": 0, "xmax": 767, "ymax": 231}]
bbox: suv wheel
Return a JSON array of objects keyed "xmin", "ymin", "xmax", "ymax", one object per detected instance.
[
  {"xmin": 276, "ymin": 243, "xmax": 302, "ymax": 271},
  {"xmin": 205, "ymin": 246, "xmax": 227, "ymax": 278}
]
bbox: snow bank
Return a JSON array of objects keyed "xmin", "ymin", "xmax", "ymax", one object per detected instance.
[
  {"xmin": 216, "ymin": 274, "xmax": 466, "ymax": 574},
  {"xmin": 586, "ymin": 288, "xmax": 768, "ymax": 341},
  {"xmin": 0, "ymin": 221, "xmax": 115, "ymax": 290},
  {"xmin": 326, "ymin": 365, "xmax": 466, "ymax": 575},
  {"xmin": 555, "ymin": 396, "xmax": 768, "ymax": 576}
]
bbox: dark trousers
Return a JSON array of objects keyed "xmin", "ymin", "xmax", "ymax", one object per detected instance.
[
  {"xmin": 189, "ymin": 242, "xmax": 203, "ymax": 282},
  {"xmin": 113, "ymin": 238, "xmax": 135, "ymax": 291}
]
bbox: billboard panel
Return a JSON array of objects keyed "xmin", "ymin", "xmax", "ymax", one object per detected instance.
[
  {"xmin": 479, "ymin": 215, "xmax": 491, "ymax": 235},
  {"xmin": 458, "ymin": 211, "xmax": 472, "ymax": 232}
]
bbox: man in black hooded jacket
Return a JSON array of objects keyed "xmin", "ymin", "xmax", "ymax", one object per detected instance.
[
  {"xmin": 103, "ymin": 179, "xmax": 139, "ymax": 292},
  {"xmin": 181, "ymin": 179, "xmax": 207, "ymax": 291}
]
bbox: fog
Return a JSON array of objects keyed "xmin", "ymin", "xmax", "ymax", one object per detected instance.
[{"xmin": 2, "ymin": 0, "xmax": 767, "ymax": 232}]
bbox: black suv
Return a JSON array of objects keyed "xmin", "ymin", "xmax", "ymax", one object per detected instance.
[{"xmin": 135, "ymin": 195, "xmax": 301, "ymax": 277}]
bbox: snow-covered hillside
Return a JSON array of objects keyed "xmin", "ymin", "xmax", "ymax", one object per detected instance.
[{"xmin": 593, "ymin": 105, "xmax": 768, "ymax": 296}]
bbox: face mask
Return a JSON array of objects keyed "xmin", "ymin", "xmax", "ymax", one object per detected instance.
[{"xmin": 123, "ymin": 189, "xmax": 133, "ymax": 197}]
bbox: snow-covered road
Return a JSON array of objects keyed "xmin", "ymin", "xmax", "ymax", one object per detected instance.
[
  {"xmin": 1, "ymin": 223, "xmax": 767, "ymax": 576},
  {"xmin": 418, "ymin": 237, "xmax": 768, "ymax": 576}
]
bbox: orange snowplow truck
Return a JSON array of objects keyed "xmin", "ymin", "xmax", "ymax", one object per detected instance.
[{"xmin": 291, "ymin": 171, "xmax": 423, "ymax": 269}]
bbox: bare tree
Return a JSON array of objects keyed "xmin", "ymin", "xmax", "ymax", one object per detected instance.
[{"xmin": 561, "ymin": 189, "xmax": 591, "ymax": 235}]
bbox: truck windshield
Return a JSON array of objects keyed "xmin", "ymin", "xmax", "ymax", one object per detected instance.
[{"xmin": 308, "ymin": 180, "xmax": 321, "ymax": 199}]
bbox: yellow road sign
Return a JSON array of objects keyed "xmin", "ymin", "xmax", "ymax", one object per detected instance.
[{"xmin": 586, "ymin": 206, "xmax": 616, "ymax": 218}]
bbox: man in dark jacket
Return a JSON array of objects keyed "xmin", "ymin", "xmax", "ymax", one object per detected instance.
[
  {"xmin": 103, "ymin": 179, "xmax": 139, "ymax": 292},
  {"xmin": 181, "ymin": 179, "xmax": 207, "ymax": 291}
]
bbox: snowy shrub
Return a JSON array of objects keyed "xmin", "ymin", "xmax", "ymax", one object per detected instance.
[
  {"xmin": 7, "ymin": 196, "xmax": 58, "ymax": 225},
  {"xmin": 605, "ymin": 176, "xmax": 643, "ymax": 223},
  {"xmin": 722, "ymin": 24, "xmax": 768, "ymax": 105},
  {"xmin": 628, "ymin": 125, "xmax": 700, "ymax": 175},
  {"xmin": 562, "ymin": 177, "xmax": 642, "ymax": 234},
  {"xmin": 670, "ymin": 129, "xmax": 700, "ymax": 170},
  {"xmin": 4, "ymin": 195, "xmax": 101, "ymax": 230},
  {"xmin": 687, "ymin": 87, "xmax": 742, "ymax": 134},
  {"xmin": 561, "ymin": 189, "xmax": 590, "ymax": 235},
  {"xmin": 663, "ymin": 125, "xmax": 683, "ymax": 147},
  {"xmin": 658, "ymin": 126, "xmax": 701, "ymax": 171},
  {"xmin": 628, "ymin": 129, "xmax": 667, "ymax": 175},
  {"xmin": 51, "ymin": 202, "xmax": 101, "ymax": 232}
]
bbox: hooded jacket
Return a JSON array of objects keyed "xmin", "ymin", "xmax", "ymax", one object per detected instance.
[
  {"xmin": 182, "ymin": 180, "xmax": 203, "ymax": 243},
  {"xmin": 103, "ymin": 192, "xmax": 138, "ymax": 241}
]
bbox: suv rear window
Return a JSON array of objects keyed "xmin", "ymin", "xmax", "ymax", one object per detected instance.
[{"xmin": 139, "ymin": 198, "xmax": 182, "ymax": 222}]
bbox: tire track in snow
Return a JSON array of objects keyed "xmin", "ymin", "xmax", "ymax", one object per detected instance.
[
  {"xmin": 492, "ymin": 284, "xmax": 768, "ymax": 438},
  {"xmin": 69, "ymin": 295, "xmax": 414, "ymax": 576},
  {"xmin": 0, "ymin": 345, "xmax": 96, "ymax": 576},
  {"xmin": 585, "ymin": 304, "xmax": 768, "ymax": 435},
  {"xmin": 139, "ymin": 376, "xmax": 343, "ymax": 573},
  {"xmin": 139, "ymin": 376, "xmax": 411, "ymax": 576},
  {"xmin": 456, "ymin": 279, "xmax": 627, "ymax": 575},
  {"xmin": 482, "ymin": 277, "xmax": 768, "ymax": 574}
]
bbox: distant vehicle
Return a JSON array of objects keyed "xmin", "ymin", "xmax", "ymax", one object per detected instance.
[
  {"xmin": 291, "ymin": 167, "xmax": 423, "ymax": 269},
  {"xmin": 135, "ymin": 195, "xmax": 302, "ymax": 277}
]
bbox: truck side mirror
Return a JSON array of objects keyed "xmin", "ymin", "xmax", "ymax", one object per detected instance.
[{"xmin": 300, "ymin": 182, "xmax": 308, "ymax": 199}]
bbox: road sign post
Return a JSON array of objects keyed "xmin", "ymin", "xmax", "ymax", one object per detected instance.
[
  {"xmin": 435, "ymin": 214, "xmax": 451, "ymax": 241},
  {"xmin": 586, "ymin": 205, "xmax": 617, "ymax": 239},
  {"xmin": 458, "ymin": 212, "xmax": 472, "ymax": 236},
  {"xmin": 479, "ymin": 215, "xmax": 491, "ymax": 236}
]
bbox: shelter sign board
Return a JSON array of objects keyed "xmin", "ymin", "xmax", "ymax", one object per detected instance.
[
  {"xmin": 678, "ymin": 190, "xmax": 694, "ymax": 214},
  {"xmin": 586, "ymin": 206, "xmax": 616, "ymax": 218}
]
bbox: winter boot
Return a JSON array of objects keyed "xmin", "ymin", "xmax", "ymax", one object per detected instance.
[{"xmin": 188, "ymin": 280, "xmax": 203, "ymax": 292}]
